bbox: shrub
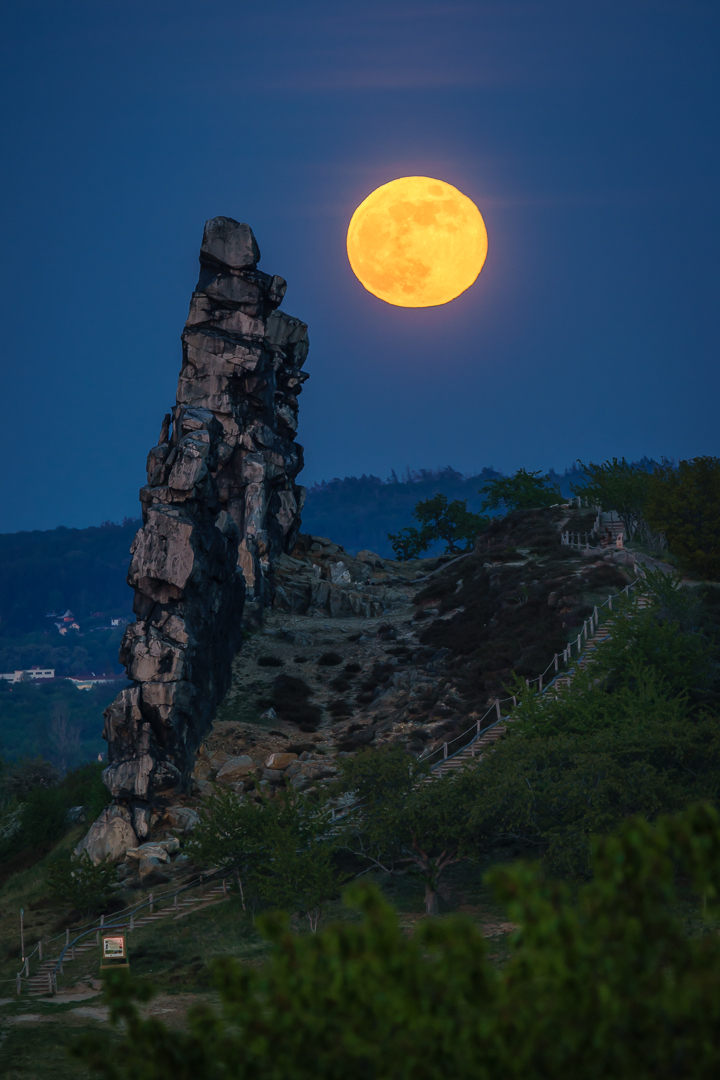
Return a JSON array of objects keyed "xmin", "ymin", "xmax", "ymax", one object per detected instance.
[
  {"xmin": 261, "ymin": 675, "xmax": 322, "ymax": 731},
  {"xmin": 317, "ymin": 652, "xmax": 343, "ymax": 666},
  {"xmin": 47, "ymin": 851, "xmax": 116, "ymax": 916}
]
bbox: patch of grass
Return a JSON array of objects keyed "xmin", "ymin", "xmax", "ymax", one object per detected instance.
[
  {"xmin": 0, "ymin": 1019, "xmax": 114, "ymax": 1080},
  {"xmin": 0, "ymin": 827, "xmax": 86, "ymax": 984}
]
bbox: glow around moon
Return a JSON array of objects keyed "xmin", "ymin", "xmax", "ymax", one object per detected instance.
[{"xmin": 346, "ymin": 176, "xmax": 488, "ymax": 308}]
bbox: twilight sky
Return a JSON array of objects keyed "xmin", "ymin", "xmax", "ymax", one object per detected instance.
[{"xmin": 1, "ymin": 0, "xmax": 719, "ymax": 532}]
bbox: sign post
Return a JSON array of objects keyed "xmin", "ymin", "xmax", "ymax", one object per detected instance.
[{"xmin": 101, "ymin": 933, "xmax": 130, "ymax": 971}]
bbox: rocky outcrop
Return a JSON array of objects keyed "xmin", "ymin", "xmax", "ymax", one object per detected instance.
[
  {"xmin": 273, "ymin": 534, "xmax": 409, "ymax": 618},
  {"xmin": 97, "ymin": 217, "xmax": 309, "ymax": 821},
  {"xmin": 177, "ymin": 215, "xmax": 308, "ymax": 618}
]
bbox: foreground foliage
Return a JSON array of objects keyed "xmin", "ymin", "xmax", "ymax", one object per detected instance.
[{"xmin": 74, "ymin": 804, "xmax": 720, "ymax": 1080}]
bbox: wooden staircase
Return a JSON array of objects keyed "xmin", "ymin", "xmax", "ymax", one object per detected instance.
[
  {"xmin": 25, "ymin": 882, "xmax": 229, "ymax": 996},
  {"xmin": 426, "ymin": 594, "xmax": 650, "ymax": 781}
]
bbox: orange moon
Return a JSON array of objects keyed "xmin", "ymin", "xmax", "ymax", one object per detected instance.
[{"xmin": 346, "ymin": 176, "xmax": 488, "ymax": 308}]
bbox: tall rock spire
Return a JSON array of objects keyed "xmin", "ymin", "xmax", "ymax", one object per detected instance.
[{"xmin": 95, "ymin": 218, "xmax": 308, "ymax": 833}]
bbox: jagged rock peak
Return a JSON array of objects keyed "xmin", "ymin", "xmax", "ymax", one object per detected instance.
[
  {"xmin": 200, "ymin": 216, "xmax": 261, "ymax": 269},
  {"xmin": 85, "ymin": 218, "xmax": 310, "ymax": 855}
]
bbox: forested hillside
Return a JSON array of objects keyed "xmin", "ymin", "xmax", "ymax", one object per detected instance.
[{"xmin": 302, "ymin": 464, "xmax": 587, "ymax": 555}]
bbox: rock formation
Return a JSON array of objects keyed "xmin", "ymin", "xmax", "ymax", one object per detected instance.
[{"xmin": 96, "ymin": 217, "xmax": 309, "ymax": 836}]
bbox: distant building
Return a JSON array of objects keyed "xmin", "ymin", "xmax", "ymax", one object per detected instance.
[{"xmin": 0, "ymin": 667, "xmax": 55, "ymax": 684}]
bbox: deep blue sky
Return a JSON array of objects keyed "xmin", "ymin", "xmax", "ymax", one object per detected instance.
[{"xmin": 1, "ymin": 0, "xmax": 718, "ymax": 532}]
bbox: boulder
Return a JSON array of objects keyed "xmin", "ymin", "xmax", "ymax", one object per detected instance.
[
  {"xmin": 209, "ymin": 751, "xmax": 231, "ymax": 771},
  {"xmin": 262, "ymin": 768, "xmax": 284, "ymax": 783},
  {"xmin": 265, "ymin": 752, "xmax": 298, "ymax": 770},
  {"xmin": 124, "ymin": 843, "xmax": 170, "ymax": 863},
  {"xmin": 138, "ymin": 856, "xmax": 167, "ymax": 880},
  {"xmin": 75, "ymin": 805, "xmax": 138, "ymax": 865},
  {"xmin": 216, "ymin": 755, "xmax": 256, "ymax": 783},
  {"xmin": 165, "ymin": 805, "xmax": 200, "ymax": 833}
]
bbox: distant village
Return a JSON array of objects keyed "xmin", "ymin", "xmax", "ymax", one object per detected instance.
[{"xmin": 0, "ymin": 609, "xmax": 129, "ymax": 690}]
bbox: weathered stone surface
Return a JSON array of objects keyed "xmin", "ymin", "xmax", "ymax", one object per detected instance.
[
  {"xmin": 165, "ymin": 805, "xmax": 200, "ymax": 833},
  {"xmin": 125, "ymin": 843, "xmax": 170, "ymax": 863},
  {"xmin": 80, "ymin": 218, "xmax": 308, "ymax": 851},
  {"xmin": 200, "ymin": 216, "xmax": 260, "ymax": 270},
  {"xmin": 215, "ymin": 755, "xmax": 256, "ymax": 783},
  {"xmin": 265, "ymin": 752, "xmax": 298, "ymax": 770},
  {"xmin": 138, "ymin": 856, "xmax": 165, "ymax": 878},
  {"xmin": 75, "ymin": 806, "xmax": 138, "ymax": 865}
]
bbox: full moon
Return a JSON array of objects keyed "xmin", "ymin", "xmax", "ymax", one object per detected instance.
[{"xmin": 346, "ymin": 176, "xmax": 488, "ymax": 308}]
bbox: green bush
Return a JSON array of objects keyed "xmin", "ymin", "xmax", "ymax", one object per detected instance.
[
  {"xmin": 73, "ymin": 804, "xmax": 720, "ymax": 1080},
  {"xmin": 47, "ymin": 850, "xmax": 116, "ymax": 916}
]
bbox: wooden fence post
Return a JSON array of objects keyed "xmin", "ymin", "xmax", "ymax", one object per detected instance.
[
  {"xmin": 443, "ymin": 743, "xmax": 448, "ymax": 759},
  {"xmin": 495, "ymin": 699, "xmax": 501, "ymax": 720},
  {"xmin": 554, "ymin": 654, "xmax": 559, "ymax": 671}
]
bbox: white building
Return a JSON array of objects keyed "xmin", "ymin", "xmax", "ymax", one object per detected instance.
[{"xmin": 0, "ymin": 667, "xmax": 55, "ymax": 684}]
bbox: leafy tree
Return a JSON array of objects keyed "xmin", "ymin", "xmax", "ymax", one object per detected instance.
[
  {"xmin": 47, "ymin": 850, "xmax": 116, "ymax": 916},
  {"xmin": 479, "ymin": 468, "xmax": 561, "ymax": 514},
  {"xmin": 334, "ymin": 747, "xmax": 478, "ymax": 914},
  {"xmin": 645, "ymin": 456, "xmax": 720, "ymax": 579},
  {"xmin": 571, "ymin": 456, "xmax": 653, "ymax": 540},
  {"xmin": 190, "ymin": 788, "xmax": 344, "ymax": 931},
  {"xmin": 73, "ymin": 804, "xmax": 720, "ymax": 1080},
  {"xmin": 388, "ymin": 493, "xmax": 488, "ymax": 560}
]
